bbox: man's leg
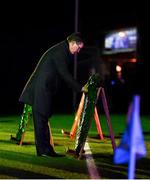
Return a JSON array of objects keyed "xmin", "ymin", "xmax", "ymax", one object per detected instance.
[{"xmin": 32, "ymin": 108, "xmax": 56, "ymax": 156}]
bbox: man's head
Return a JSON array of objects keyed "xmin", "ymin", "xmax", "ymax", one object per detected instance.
[{"xmin": 67, "ymin": 32, "xmax": 84, "ymax": 54}]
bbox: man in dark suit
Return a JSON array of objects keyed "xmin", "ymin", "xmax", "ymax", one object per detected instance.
[{"xmin": 19, "ymin": 32, "xmax": 85, "ymax": 157}]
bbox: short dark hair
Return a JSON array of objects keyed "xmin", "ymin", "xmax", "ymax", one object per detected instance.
[{"xmin": 67, "ymin": 32, "xmax": 83, "ymax": 43}]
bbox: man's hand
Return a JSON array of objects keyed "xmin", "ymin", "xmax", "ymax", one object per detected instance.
[{"xmin": 81, "ymin": 83, "xmax": 88, "ymax": 93}]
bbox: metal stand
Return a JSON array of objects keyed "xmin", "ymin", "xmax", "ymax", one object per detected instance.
[
  {"xmin": 69, "ymin": 87, "xmax": 116, "ymax": 158},
  {"xmin": 10, "ymin": 104, "xmax": 54, "ymax": 147}
]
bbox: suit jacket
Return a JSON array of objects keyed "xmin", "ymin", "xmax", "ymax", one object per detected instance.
[{"xmin": 19, "ymin": 40, "xmax": 82, "ymax": 116}]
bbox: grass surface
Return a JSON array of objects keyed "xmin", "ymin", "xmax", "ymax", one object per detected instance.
[{"xmin": 0, "ymin": 114, "xmax": 150, "ymax": 179}]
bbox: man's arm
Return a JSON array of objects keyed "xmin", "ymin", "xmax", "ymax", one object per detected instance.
[{"xmin": 53, "ymin": 54, "xmax": 82, "ymax": 92}]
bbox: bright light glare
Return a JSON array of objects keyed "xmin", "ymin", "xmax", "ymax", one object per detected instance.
[{"xmin": 116, "ymin": 65, "xmax": 122, "ymax": 72}]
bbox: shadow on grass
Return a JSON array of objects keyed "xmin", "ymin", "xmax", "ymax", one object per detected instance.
[
  {"xmin": 89, "ymin": 131, "xmax": 150, "ymax": 139},
  {"xmin": 89, "ymin": 134, "xmax": 122, "ymax": 140},
  {"xmin": 92, "ymin": 152, "xmax": 150, "ymax": 179},
  {"xmin": 0, "ymin": 138, "xmax": 35, "ymax": 146},
  {"xmin": 90, "ymin": 153, "xmax": 127, "ymax": 179},
  {"xmin": 0, "ymin": 149, "xmax": 89, "ymax": 177},
  {"xmin": 0, "ymin": 166, "xmax": 57, "ymax": 179},
  {"xmin": 89, "ymin": 131, "xmax": 150, "ymax": 143}
]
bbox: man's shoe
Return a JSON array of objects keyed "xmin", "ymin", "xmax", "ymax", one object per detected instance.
[{"xmin": 38, "ymin": 151, "xmax": 64, "ymax": 157}]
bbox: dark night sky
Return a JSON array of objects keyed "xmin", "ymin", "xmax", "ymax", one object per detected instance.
[{"xmin": 0, "ymin": 1, "xmax": 148, "ymax": 115}]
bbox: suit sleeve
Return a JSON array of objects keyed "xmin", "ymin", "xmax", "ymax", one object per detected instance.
[{"xmin": 53, "ymin": 53, "xmax": 82, "ymax": 92}]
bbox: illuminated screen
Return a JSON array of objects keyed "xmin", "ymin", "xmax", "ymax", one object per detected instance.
[{"xmin": 103, "ymin": 27, "xmax": 137, "ymax": 54}]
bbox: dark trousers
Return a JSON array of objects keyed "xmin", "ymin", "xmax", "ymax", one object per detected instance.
[{"xmin": 32, "ymin": 108, "xmax": 53, "ymax": 155}]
